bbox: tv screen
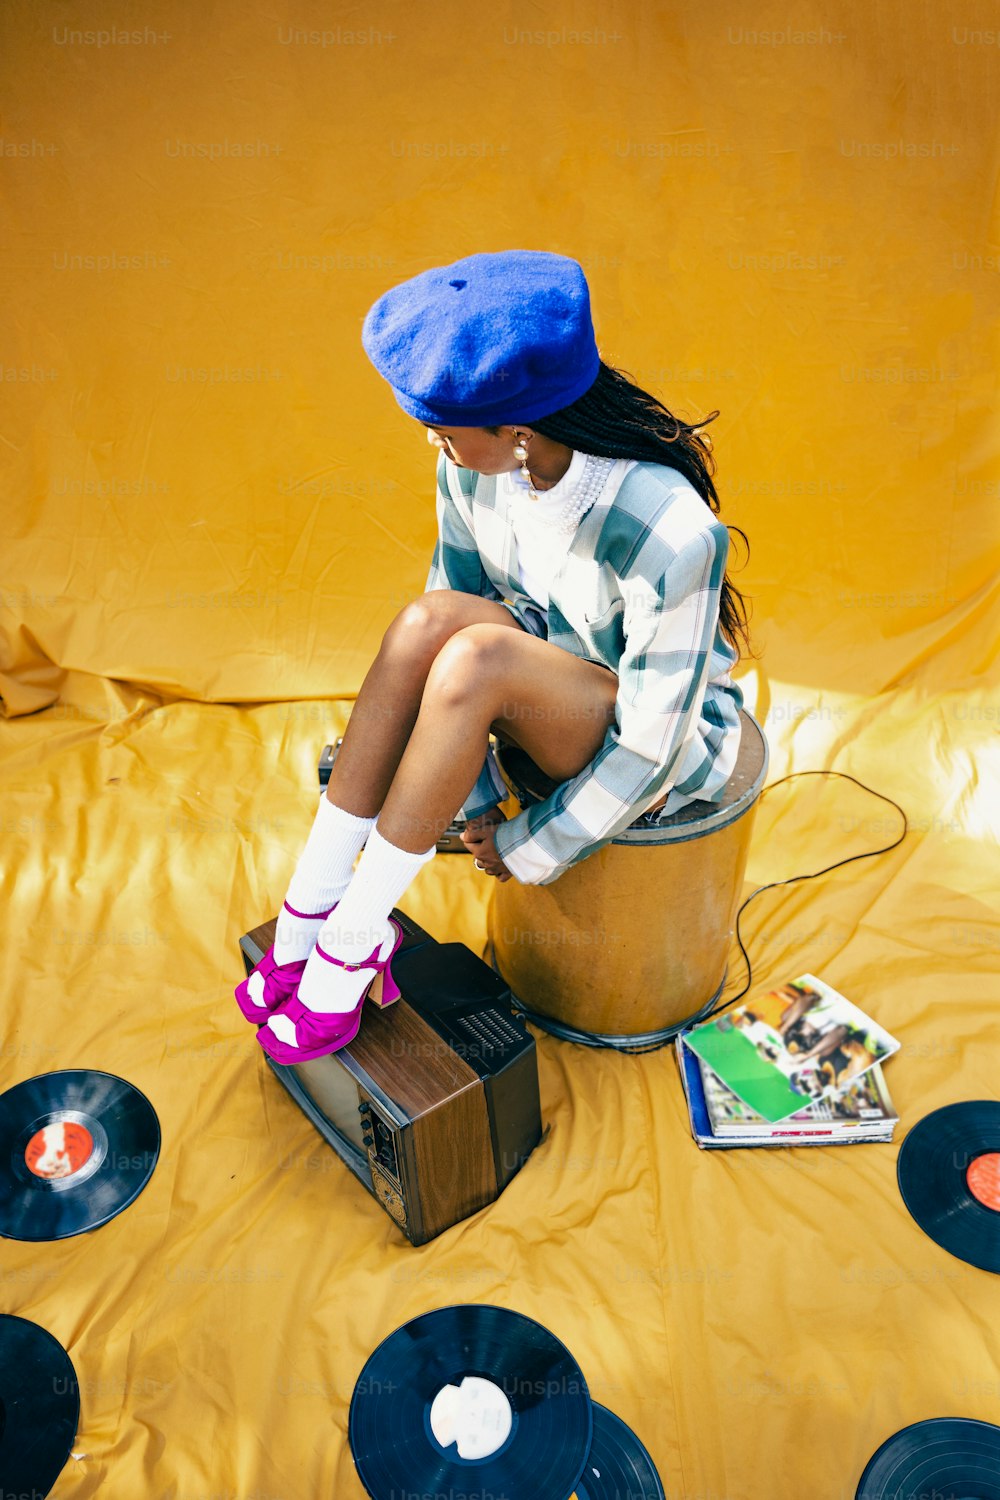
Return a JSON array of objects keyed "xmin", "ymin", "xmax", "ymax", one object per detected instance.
[{"xmin": 287, "ymin": 1057, "xmax": 368, "ymax": 1165}]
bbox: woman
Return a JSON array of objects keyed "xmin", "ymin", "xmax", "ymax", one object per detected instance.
[{"xmin": 235, "ymin": 249, "xmax": 750, "ymax": 1063}]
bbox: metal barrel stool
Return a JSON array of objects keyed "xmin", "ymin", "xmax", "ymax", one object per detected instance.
[{"xmin": 486, "ymin": 709, "xmax": 768, "ymax": 1050}]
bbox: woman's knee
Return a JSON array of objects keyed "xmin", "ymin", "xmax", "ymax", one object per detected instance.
[
  {"xmin": 381, "ymin": 591, "xmax": 463, "ymax": 664},
  {"xmin": 382, "ymin": 591, "xmax": 491, "ymax": 663},
  {"xmin": 422, "ymin": 624, "xmax": 513, "ymax": 711}
]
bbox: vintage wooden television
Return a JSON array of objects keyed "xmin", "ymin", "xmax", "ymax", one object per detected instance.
[{"xmin": 238, "ymin": 908, "xmax": 543, "ymax": 1246}]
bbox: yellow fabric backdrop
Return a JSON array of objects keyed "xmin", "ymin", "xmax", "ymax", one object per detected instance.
[{"xmin": 1, "ymin": 1, "xmax": 998, "ymax": 1496}]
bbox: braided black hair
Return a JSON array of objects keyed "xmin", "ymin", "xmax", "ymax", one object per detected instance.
[{"xmin": 507, "ymin": 361, "xmax": 753, "ymax": 654}]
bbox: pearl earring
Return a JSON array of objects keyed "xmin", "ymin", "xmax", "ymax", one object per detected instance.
[{"xmin": 512, "ymin": 434, "xmax": 539, "ymax": 501}]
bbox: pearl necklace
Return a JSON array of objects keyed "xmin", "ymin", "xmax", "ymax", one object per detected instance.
[{"xmin": 513, "ymin": 452, "xmax": 616, "ymax": 536}]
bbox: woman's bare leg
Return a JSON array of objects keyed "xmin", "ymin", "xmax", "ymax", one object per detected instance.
[
  {"xmin": 377, "ymin": 623, "xmax": 619, "ymax": 853},
  {"xmin": 260, "ymin": 612, "xmax": 620, "ymax": 1042},
  {"xmin": 324, "ymin": 591, "xmax": 527, "ymax": 817}
]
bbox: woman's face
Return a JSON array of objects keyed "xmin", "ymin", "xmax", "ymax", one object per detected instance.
[{"xmin": 423, "ymin": 423, "xmax": 522, "ymax": 475}]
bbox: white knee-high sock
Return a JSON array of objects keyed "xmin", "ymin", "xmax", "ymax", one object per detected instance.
[
  {"xmin": 273, "ymin": 796, "xmax": 377, "ymax": 964},
  {"xmin": 294, "ymin": 824, "xmax": 436, "ymax": 1013}
]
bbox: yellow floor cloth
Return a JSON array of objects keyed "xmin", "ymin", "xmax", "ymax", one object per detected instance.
[{"xmin": 1, "ymin": 665, "xmax": 998, "ymax": 1498}]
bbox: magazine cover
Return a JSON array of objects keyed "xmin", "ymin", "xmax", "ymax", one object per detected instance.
[
  {"xmin": 697, "ymin": 1052, "xmax": 898, "ymax": 1135},
  {"xmin": 674, "ymin": 1038, "xmax": 895, "ymax": 1150},
  {"xmin": 682, "ymin": 974, "xmax": 900, "ymax": 1123}
]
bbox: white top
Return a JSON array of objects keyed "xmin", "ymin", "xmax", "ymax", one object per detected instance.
[{"xmin": 500, "ymin": 449, "xmax": 636, "ymax": 611}]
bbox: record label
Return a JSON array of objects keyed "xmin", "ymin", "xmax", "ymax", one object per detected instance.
[
  {"xmin": 966, "ymin": 1151, "xmax": 1000, "ymax": 1212},
  {"xmin": 429, "ymin": 1374, "xmax": 514, "ymax": 1459},
  {"xmin": 0, "ymin": 1070, "xmax": 160, "ymax": 1241},
  {"xmin": 896, "ymin": 1100, "xmax": 1000, "ymax": 1274},
  {"xmin": 25, "ymin": 1120, "xmax": 95, "ymax": 1180},
  {"xmin": 349, "ymin": 1304, "xmax": 592, "ymax": 1500}
]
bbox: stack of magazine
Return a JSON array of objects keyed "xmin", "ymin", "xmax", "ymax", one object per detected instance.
[{"xmin": 676, "ymin": 973, "xmax": 899, "ymax": 1149}]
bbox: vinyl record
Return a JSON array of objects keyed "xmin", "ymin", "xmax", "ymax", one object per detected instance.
[
  {"xmin": 349, "ymin": 1304, "xmax": 592, "ymax": 1500},
  {"xmin": 0, "ymin": 1069, "xmax": 160, "ymax": 1241},
  {"xmin": 856, "ymin": 1417, "xmax": 1000, "ymax": 1499},
  {"xmin": 0, "ymin": 1313, "xmax": 80, "ymax": 1495},
  {"xmin": 575, "ymin": 1403, "xmax": 666, "ymax": 1500},
  {"xmin": 896, "ymin": 1100, "xmax": 1000, "ymax": 1274}
]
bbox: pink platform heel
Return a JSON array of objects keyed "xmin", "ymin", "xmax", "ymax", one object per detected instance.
[
  {"xmin": 256, "ymin": 917, "xmax": 404, "ymax": 1063},
  {"xmin": 234, "ymin": 901, "xmax": 337, "ymax": 1023}
]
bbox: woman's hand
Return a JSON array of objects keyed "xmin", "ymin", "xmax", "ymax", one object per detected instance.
[{"xmin": 460, "ymin": 806, "xmax": 513, "ymax": 882}]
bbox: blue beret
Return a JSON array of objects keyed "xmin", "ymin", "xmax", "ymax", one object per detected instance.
[{"xmin": 361, "ymin": 249, "xmax": 601, "ymax": 427}]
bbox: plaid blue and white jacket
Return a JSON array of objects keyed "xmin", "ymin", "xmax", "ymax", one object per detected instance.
[{"xmin": 424, "ymin": 450, "xmax": 744, "ymax": 886}]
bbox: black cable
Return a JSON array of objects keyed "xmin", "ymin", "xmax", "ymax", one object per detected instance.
[
  {"xmin": 615, "ymin": 769, "xmax": 909, "ymax": 1055},
  {"xmin": 707, "ymin": 768, "xmax": 907, "ymax": 1012}
]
